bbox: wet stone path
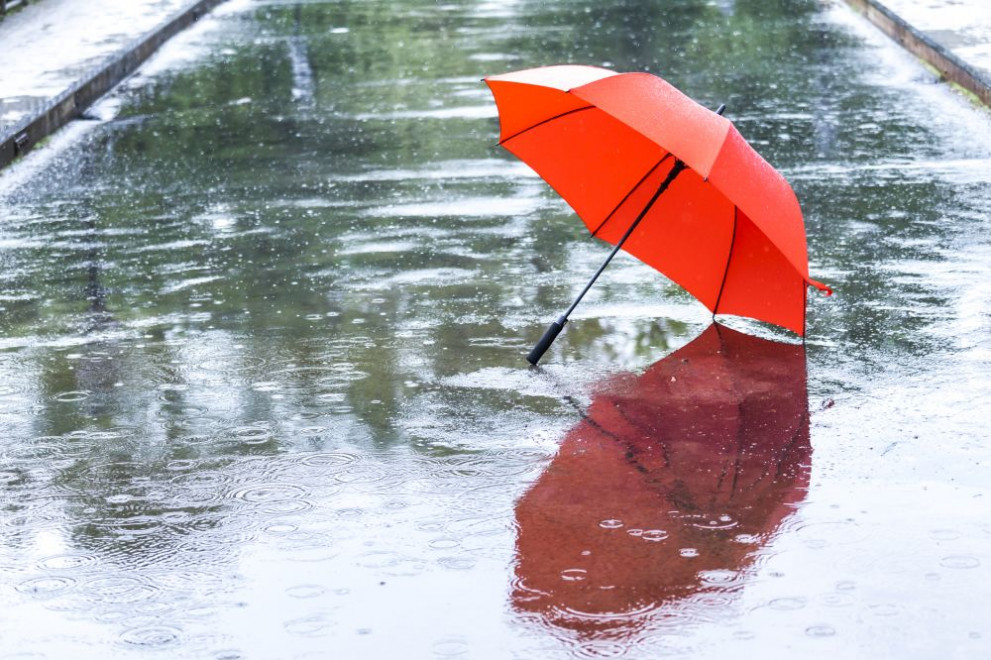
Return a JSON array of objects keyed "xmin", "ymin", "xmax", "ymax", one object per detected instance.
[{"xmin": 0, "ymin": 0, "xmax": 990, "ymax": 658}]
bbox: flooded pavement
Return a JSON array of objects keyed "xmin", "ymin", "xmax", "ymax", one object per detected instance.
[{"xmin": 1, "ymin": 0, "xmax": 990, "ymax": 657}]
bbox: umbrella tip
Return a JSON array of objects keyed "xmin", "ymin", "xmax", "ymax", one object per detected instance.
[
  {"xmin": 807, "ymin": 278, "xmax": 833, "ymax": 297},
  {"xmin": 715, "ymin": 104, "xmax": 726, "ymax": 116}
]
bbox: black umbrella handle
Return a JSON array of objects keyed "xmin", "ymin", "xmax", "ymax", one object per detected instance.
[
  {"xmin": 524, "ymin": 103, "xmax": 725, "ymax": 367},
  {"xmin": 527, "ymin": 316, "xmax": 568, "ymax": 365},
  {"xmin": 526, "ymin": 159, "xmax": 688, "ymax": 366}
]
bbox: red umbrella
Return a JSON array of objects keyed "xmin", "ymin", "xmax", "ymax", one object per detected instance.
[
  {"xmin": 512, "ymin": 323, "xmax": 811, "ymax": 636},
  {"xmin": 484, "ymin": 66, "xmax": 831, "ymax": 364}
]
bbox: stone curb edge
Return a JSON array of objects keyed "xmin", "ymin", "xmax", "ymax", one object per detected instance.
[
  {"xmin": 0, "ymin": 0, "xmax": 229, "ymax": 170},
  {"xmin": 844, "ymin": 0, "xmax": 991, "ymax": 108}
]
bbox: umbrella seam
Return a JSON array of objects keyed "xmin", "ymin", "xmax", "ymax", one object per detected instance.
[
  {"xmin": 712, "ymin": 207, "xmax": 738, "ymax": 315},
  {"xmin": 497, "ymin": 105, "xmax": 596, "ymax": 146},
  {"xmin": 773, "ymin": 407, "xmax": 811, "ymax": 482},
  {"xmin": 562, "ymin": 394, "xmax": 674, "ymax": 473},
  {"xmin": 589, "ymin": 153, "xmax": 673, "ymax": 239},
  {"xmin": 724, "ymin": 212, "xmax": 813, "ymax": 310}
]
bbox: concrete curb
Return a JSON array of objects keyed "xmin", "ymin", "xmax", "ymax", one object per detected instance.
[
  {"xmin": 845, "ymin": 0, "xmax": 991, "ymax": 108},
  {"xmin": 0, "ymin": 0, "xmax": 228, "ymax": 169},
  {"xmin": 0, "ymin": 0, "xmax": 30, "ymax": 17}
]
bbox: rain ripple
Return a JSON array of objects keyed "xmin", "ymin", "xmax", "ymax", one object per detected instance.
[
  {"xmin": 228, "ymin": 482, "xmax": 309, "ymax": 503},
  {"xmin": 15, "ymin": 575, "xmax": 77, "ymax": 596},
  {"xmin": 119, "ymin": 624, "xmax": 182, "ymax": 648}
]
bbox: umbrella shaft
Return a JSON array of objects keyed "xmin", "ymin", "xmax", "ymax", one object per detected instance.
[
  {"xmin": 563, "ymin": 158, "xmax": 687, "ymax": 320},
  {"xmin": 527, "ymin": 157, "xmax": 686, "ymax": 365}
]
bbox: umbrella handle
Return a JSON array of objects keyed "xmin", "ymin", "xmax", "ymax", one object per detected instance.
[{"xmin": 527, "ymin": 316, "xmax": 568, "ymax": 365}]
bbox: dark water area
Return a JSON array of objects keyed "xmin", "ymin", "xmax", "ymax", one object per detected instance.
[{"xmin": 0, "ymin": 0, "xmax": 989, "ymax": 657}]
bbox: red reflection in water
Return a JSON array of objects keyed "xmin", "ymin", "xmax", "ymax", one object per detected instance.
[{"xmin": 513, "ymin": 323, "xmax": 811, "ymax": 637}]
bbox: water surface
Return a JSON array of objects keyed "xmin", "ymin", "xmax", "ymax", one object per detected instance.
[{"xmin": 1, "ymin": 0, "xmax": 990, "ymax": 657}]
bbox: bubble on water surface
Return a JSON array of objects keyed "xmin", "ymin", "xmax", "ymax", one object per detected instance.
[
  {"xmin": 429, "ymin": 538, "xmax": 460, "ymax": 550},
  {"xmin": 940, "ymin": 555, "xmax": 980, "ymax": 569},
  {"xmin": 769, "ymin": 597, "xmax": 806, "ymax": 611},
  {"xmin": 230, "ymin": 425, "xmax": 273, "ymax": 445},
  {"xmin": 560, "ymin": 568, "xmax": 588, "ymax": 582},
  {"xmin": 213, "ymin": 649, "xmax": 244, "ymax": 660},
  {"xmin": 286, "ymin": 584, "xmax": 326, "ymax": 599},
  {"xmin": 691, "ymin": 514, "xmax": 739, "ymax": 530},
  {"xmin": 54, "ymin": 390, "xmax": 90, "ymax": 403}
]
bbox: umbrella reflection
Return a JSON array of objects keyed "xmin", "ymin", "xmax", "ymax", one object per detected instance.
[{"xmin": 513, "ymin": 323, "xmax": 811, "ymax": 637}]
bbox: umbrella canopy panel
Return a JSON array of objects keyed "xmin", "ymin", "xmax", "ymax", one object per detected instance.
[{"xmin": 486, "ymin": 66, "xmax": 816, "ymax": 335}]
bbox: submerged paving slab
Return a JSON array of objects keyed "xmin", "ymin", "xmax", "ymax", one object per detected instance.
[
  {"xmin": 845, "ymin": 0, "xmax": 991, "ymax": 106},
  {"xmin": 0, "ymin": 0, "xmax": 227, "ymax": 167}
]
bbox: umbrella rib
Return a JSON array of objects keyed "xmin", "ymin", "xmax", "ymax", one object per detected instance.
[
  {"xmin": 497, "ymin": 105, "xmax": 596, "ymax": 146},
  {"xmin": 775, "ymin": 407, "xmax": 811, "ymax": 480},
  {"xmin": 589, "ymin": 153, "xmax": 673, "ymax": 239},
  {"xmin": 712, "ymin": 207, "xmax": 738, "ymax": 316}
]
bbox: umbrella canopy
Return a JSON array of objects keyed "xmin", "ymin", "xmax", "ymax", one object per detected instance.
[
  {"xmin": 485, "ymin": 65, "xmax": 830, "ymax": 347},
  {"xmin": 512, "ymin": 323, "xmax": 811, "ymax": 635}
]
